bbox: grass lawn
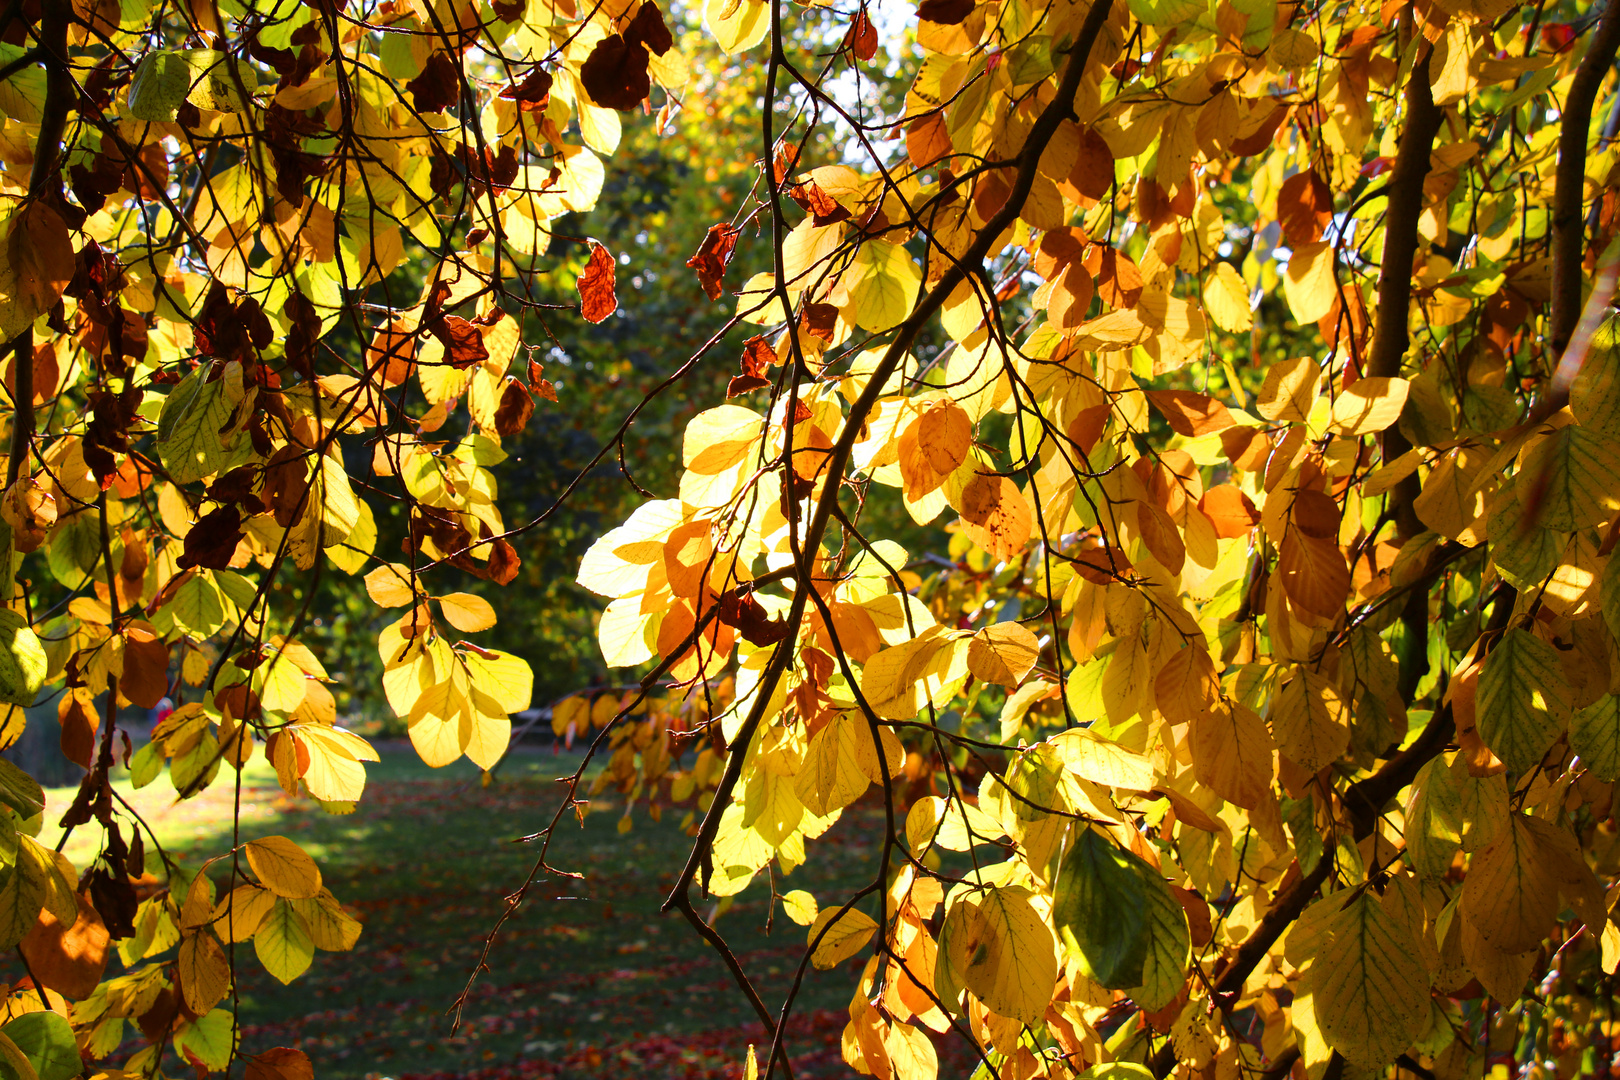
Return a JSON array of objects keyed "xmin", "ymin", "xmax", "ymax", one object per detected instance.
[{"xmin": 10, "ymin": 741, "xmax": 926, "ymax": 1079}]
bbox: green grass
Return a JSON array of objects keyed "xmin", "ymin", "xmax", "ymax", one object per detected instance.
[{"xmin": 15, "ymin": 743, "xmax": 903, "ymax": 1079}]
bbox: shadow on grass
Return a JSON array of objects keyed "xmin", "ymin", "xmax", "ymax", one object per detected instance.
[{"xmin": 13, "ymin": 743, "xmax": 898, "ymax": 1079}]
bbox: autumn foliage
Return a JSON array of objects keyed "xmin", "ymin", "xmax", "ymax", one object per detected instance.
[{"xmin": 0, "ymin": 0, "xmax": 1619, "ymax": 1074}]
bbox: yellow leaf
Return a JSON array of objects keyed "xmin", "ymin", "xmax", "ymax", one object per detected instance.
[
  {"xmin": 683, "ymin": 405, "xmax": 763, "ymax": 475},
  {"xmin": 808, "ymin": 905, "xmax": 877, "ymax": 969},
  {"xmin": 438, "ymin": 592, "xmax": 496, "ymax": 633},
  {"xmin": 409, "ymin": 682, "xmax": 470, "ymax": 768},
  {"xmin": 966, "ymin": 622, "xmax": 1041, "ymax": 687},
  {"xmin": 245, "ymin": 836, "xmax": 323, "ymax": 899},
  {"xmin": 1202, "ymin": 262, "xmax": 1252, "ymax": 333},
  {"xmin": 364, "ymin": 563, "xmax": 418, "ymax": 608},
  {"xmin": 290, "ymin": 891, "xmax": 362, "ymax": 952},
  {"xmin": 1188, "ymin": 700, "xmax": 1273, "ymax": 809},
  {"xmin": 1256, "ymin": 356, "xmax": 1322, "ymax": 423},
  {"xmin": 210, "ymin": 885, "xmax": 276, "ymax": 944},
  {"xmin": 1330, "ymin": 377, "xmax": 1409, "ymax": 436},
  {"xmin": 1298, "ymin": 891, "xmax": 1429, "ymax": 1068},
  {"xmin": 782, "ymin": 890, "xmax": 819, "ymax": 926},
  {"xmin": 461, "ymin": 649, "xmax": 533, "ymax": 714},
  {"xmin": 703, "ymin": 0, "xmax": 769, "ymax": 53},
  {"xmin": 178, "ymin": 931, "xmax": 230, "ymax": 1014},
  {"xmin": 794, "ymin": 713, "xmax": 870, "ymax": 817},
  {"xmin": 936, "ymin": 885, "xmax": 1056, "ymax": 1025},
  {"xmin": 1270, "ymin": 666, "xmax": 1351, "ymax": 773},
  {"xmin": 883, "ymin": 1021, "xmax": 939, "ymax": 1080},
  {"xmin": 1460, "ymin": 816, "xmax": 1560, "ymax": 955},
  {"xmin": 290, "ymin": 724, "xmax": 379, "ymax": 802},
  {"xmin": 1282, "ymin": 241, "xmax": 1337, "ymax": 325},
  {"xmin": 1050, "ymin": 728, "xmax": 1156, "ymax": 790}
]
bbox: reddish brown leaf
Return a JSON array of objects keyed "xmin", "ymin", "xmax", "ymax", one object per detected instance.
[
  {"xmin": 1145, "ymin": 390, "xmax": 1235, "ymax": 437},
  {"xmin": 489, "ymin": 537, "xmax": 521, "ymax": 585},
  {"xmin": 686, "ymin": 223, "xmax": 739, "ymax": 300},
  {"xmin": 581, "ymin": 34, "xmax": 650, "ymax": 111},
  {"xmin": 1068, "ymin": 126, "xmax": 1116, "ymax": 203},
  {"xmin": 494, "ymin": 378, "xmax": 535, "ymax": 436},
  {"xmin": 1277, "ymin": 170, "xmax": 1334, "ymax": 247},
  {"xmin": 728, "ymin": 336, "xmax": 775, "ymax": 397},
  {"xmin": 178, "ymin": 505, "xmax": 245, "ymax": 570},
  {"xmin": 578, "ymin": 243, "xmax": 618, "ymax": 323},
  {"xmin": 1067, "ymin": 404, "xmax": 1110, "ymax": 455},
  {"xmin": 918, "ymin": 0, "xmax": 973, "ymax": 22},
  {"xmin": 906, "ymin": 113, "xmax": 952, "ymax": 168},
  {"xmin": 246, "ymin": 1048, "xmax": 315, "ymax": 1080},
  {"xmin": 1073, "ymin": 544, "xmax": 1132, "ymax": 584},
  {"xmin": 406, "ymin": 51, "xmax": 461, "ymax": 114},
  {"xmin": 844, "ymin": 7, "xmax": 878, "ymax": 59},
  {"xmin": 803, "ymin": 302, "xmax": 838, "ymax": 343},
  {"xmin": 1278, "ymin": 528, "xmax": 1350, "ymax": 619},
  {"xmin": 788, "ymin": 179, "xmax": 850, "ymax": 226},
  {"xmin": 718, "ymin": 589, "xmax": 789, "ymax": 646},
  {"xmin": 431, "ymin": 315, "xmax": 489, "ymax": 369},
  {"xmin": 121, "ymin": 626, "xmax": 170, "ymax": 709},
  {"xmin": 368, "ymin": 321, "xmax": 417, "ymax": 386},
  {"xmin": 498, "ymin": 65, "xmax": 554, "ymax": 110},
  {"xmin": 626, "ymin": 1, "xmax": 674, "ymax": 54}
]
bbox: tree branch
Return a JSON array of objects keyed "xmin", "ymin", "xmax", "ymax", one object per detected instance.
[{"xmin": 1550, "ymin": 2, "xmax": 1620, "ymax": 361}]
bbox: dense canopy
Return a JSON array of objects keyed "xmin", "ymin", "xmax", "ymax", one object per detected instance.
[{"xmin": 0, "ymin": 0, "xmax": 1617, "ymax": 1075}]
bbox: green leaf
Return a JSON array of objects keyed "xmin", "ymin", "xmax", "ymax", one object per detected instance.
[
  {"xmin": 0, "ymin": 829, "xmax": 45, "ymax": 953},
  {"xmin": 0, "ymin": 1012, "xmax": 79, "ymax": 1080},
  {"xmin": 1297, "ymin": 891, "xmax": 1429, "ymax": 1068},
  {"xmin": 128, "ymin": 50, "xmax": 192, "ymax": 123},
  {"xmin": 44, "ymin": 510, "xmax": 100, "ymax": 589},
  {"xmin": 0, "ymin": 610, "xmax": 45, "ymax": 708},
  {"xmin": 1405, "ymin": 756, "xmax": 1464, "ymax": 878},
  {"xmin": 1052, "ymin": 827, "xmax": 1149, "ymax": 988},
  {"xmin": 0, "ymin": 43, "xmax": 45, "ymax": 123},
  {"xmin": 157, "ymin": 367, "xmax": 232, "ymax": 484},
  {"xmin": 1571, "ymin": 315, "xmax": 1620, "ymax": 439},
  {"xmin": 169, "ymin": 573, "xmax": 226, "ymax": 638},
  {"xmin": 1124, "ymin": 862, "xmax": 1190, "ymax": 1012},
  {"xmin": 1476, "ymin": 629, "xmax": 1570, "ymax": 774},
  {"xmin": 1515, "ymin": 425, "xmax": 1620, "ymax": 533},
  {"xmin": 1571, "ymin": 695, "xmax": 1620, "ymax": 783},
  {"xmin": 174, "ymin": 1008, "xmax": 234, "ymax": 1072},
  {"xmin": 177, "ymin": 49, "xmax": 255, "ymax": 113},
  {"xmin": 0, "ymin": 759, "xmax": 42, "ymax": 822},
  {"xmin": 254, "ymin": 899, "xmax": 315, "ymax": 983}
]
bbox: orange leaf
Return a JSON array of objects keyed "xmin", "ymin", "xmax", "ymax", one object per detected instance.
[
  {"xmin": 1277, "ymin": 528, "xmax": 1350, "ymax": 619},
  {"xmin": 121, "ymin": 625, "xmax": 171, "ymax": 709},
  {"xmin": 1198, "ymin": 485, "xmax": 1259, "ymax": 538},
  {"xmin": 578, "ymin": 242, "xmax": 618, "ymax": 324},
  {"xmin": 19, "ymin": 890, "xmax": 109, "ymax": 1001},
  {"xmin": 1145, "ymin": 390, "xmax": 1235, "ymax": 437}
]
